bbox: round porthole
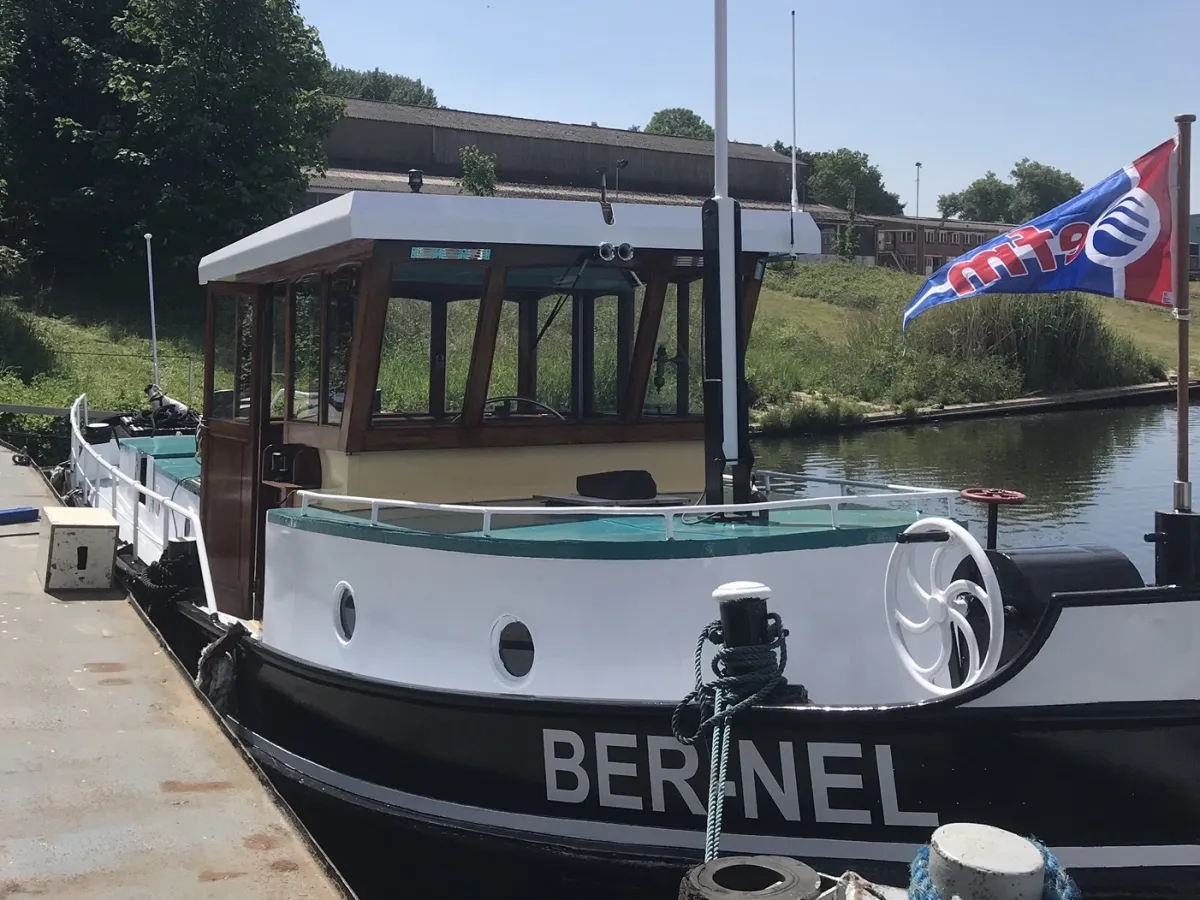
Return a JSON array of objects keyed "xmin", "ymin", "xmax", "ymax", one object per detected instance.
[
  {"xmin": 494, "ymin": 618, "xmax": 534, "ymax": 679},
  {"xmin": 333, "ymin": 581, "xmax": 356, "ymax": 643}
]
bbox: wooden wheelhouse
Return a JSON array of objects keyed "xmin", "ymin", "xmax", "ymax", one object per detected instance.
[{"xmin": 197, "ymin": 191, "xmax": 818, "ymax": 618}]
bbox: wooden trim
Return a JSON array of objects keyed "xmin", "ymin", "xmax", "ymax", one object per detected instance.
[
  {"xmin": 622, "ymin": 271, "xmax": 668, "ymax": 422},
  {"xmin": 317, "ymin": 273, "xmax": 330, "ymax": 426},
  {"xmin": 616, "ymin": 291, "xmax": 634, "ymax": 413},
  {"xmin": 517, "ymin": 299, "xmax": 538, "ymax": 399},
  {"xmin": 204, "ymin": 416, "xmax": 250, "ymax": 439},
  {"xmin": 341, "ymin": 260, "xmax": 387, "ymax": 453},
  {"xmin": 250, "ymin": 285, "xmax": 271, "ymax": 619},
  {"xmin": 206, "ymin": 281, "xmax": 260, "ymax": 297},
  {"xmin": 429, "ymin": 299, "xmax": 448, "ymax": 419},
  {"xmin": 676, "ymin": 279, "xmax": 691, "ymax": 416},
  {"xmin": 203, "ymin": 287, "xmax": 216, "ymax": 418},
  {"xmin": 362, "ymin": 418, "xmax": 702, "ymax": 452},
  {"xmin": 283, "ymin": 282, "xmax": 295, "ymax": 420},
  {"xmin": 741, "ymin": 253, "xmax": 765, "ymax": 350},
  {"xmin": 283, "ymin": 420, "xmax": 342, "ymax": 451},
  {"xmin": 220, "ymin": 239, "xmax": 374, "ymax": 285},
  {"xmin": 460, "ymin": 264, "xmax": 508, "ymax": 427}
]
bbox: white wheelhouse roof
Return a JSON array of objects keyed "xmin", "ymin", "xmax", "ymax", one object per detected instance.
[{"xmin": 197, "ymin": 190, "xmax": 822, "ymax": 284}]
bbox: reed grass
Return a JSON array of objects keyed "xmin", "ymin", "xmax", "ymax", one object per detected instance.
[{"xmin": 0, "ymin": 260, "xmax": 1169, "ymax": 452}]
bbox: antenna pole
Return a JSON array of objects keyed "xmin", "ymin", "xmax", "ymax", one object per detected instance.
[
  {"xmin": 1173, "ymin": 113, "xmax": 1194, "ymax": 513},
  {"xmin": 789, "ymin": 9, "xmax": 798, "ymax": 253},
  {"xmin": 144, "ymin": 232, "xmax": 160, "ymax": 388},
  {"xmin": 790, "ymin": 11, "xmax": 798, "ymax": 212}
]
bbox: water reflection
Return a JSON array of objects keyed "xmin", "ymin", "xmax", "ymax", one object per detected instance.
[{"xmin": 755, "ymin": 402, "xmax": 1199, "ymax": 580}]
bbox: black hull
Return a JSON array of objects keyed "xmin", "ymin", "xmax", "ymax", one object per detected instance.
[{"xmin": 155, "ymin": 597, "xmax": 1200, "ymax": 899}]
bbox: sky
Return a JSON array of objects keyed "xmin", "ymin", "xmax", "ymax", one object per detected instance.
[{"xmin": 298, "ymin": 0, "xmax": 1200, "ymax": 215}]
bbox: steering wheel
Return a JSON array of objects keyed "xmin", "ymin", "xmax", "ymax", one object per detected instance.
[
  {"xmin": 450, "ymin": 396, "xmax": 567, "ymax": 423},
  {"xmin": 883, "ymin": 517, "xmax": 1004, "ymax": 696}
]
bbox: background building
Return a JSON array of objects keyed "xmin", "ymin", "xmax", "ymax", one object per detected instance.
[{"xmin": 306, "ymin": 99, "xmax": 1006, "ymax": 272}]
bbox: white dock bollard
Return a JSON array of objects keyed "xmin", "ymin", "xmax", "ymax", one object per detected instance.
[{"xmin": 928, "ymin": 823, "xmax": 1045, "ymax": 900}]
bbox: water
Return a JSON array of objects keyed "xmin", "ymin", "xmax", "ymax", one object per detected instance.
[{"xmin": 755, "ymin": 401, "xmax": 1197, "ymax": 582}]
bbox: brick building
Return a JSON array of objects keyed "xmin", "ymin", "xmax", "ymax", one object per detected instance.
[{"xmin": 873, "ymin": 217, "xmax": 1010, "ymax": 275}]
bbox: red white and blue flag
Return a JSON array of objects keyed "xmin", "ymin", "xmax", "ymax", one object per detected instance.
[{"xmin": 903, "ymin": 139, "xmax": 1178, "ymax": 328}]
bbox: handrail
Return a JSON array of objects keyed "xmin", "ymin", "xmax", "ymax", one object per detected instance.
[
  {"xmin": 69, "ymin": 395, "xmax": 227, "ymax": 622},
  {"xmin": 295, "ymin": 483, "xmax": 958, "ymax": 540}
]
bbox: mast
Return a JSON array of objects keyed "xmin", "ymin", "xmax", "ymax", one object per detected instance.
[
  {"xmin": 701, "ymin": 0, "xmax": 752, "ymax": 505},
  {"xmin": 789, "ymin": 8, "xmax": 798, "ymax": 253},
  {"xmin": 144, "ymin": 233, "xmax": 161, "ymax": 388}
]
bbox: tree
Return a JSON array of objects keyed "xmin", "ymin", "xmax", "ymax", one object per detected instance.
[
  {"xmin": 0, "ymin": 0, "xmax": 138, "ymax": 271},
  {"xmin": 1009, "ymin": 158, "xmax": 1083, "ymax": 222},
  {"xmin": 775, "ymin": 144, "xmax": 903, "ymax": 216},
  {"xmin": 0, "ymin": 0, "xmax": 21, "ymax": 277},
  {"xmin": 324, "ymin": 64, "xmax": 438, "ymax": 107},
  {"xmin": 457, "ymin": 145, "xmax": 496, "ymax": 197},
  {"xmin": 938, "ymin": 159, "xmax": 1083, "ymax": 223},
  {"xmin": 52, "ymin": 0, "xmax": 343, "ymax": 271},
  {"xmin": 644, "ymin": 107, "xmax": 714, "ymax": 141},
  {"xmin": 937, "ymin": 171, "xmax": 1015, "ymax": 223}
]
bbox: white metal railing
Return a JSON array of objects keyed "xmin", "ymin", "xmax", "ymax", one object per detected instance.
[
  {"xmin": 69, "ymin": 394, "xmax": 226, "ymax": 621},
  {"xmin": 296, "ymin": 479, "xmax": 957, "ymax": 541}
]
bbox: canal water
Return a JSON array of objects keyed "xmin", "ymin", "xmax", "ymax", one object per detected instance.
[{"xmin": 756, "ymin": 400, "xmax": 1196, "ymax": 581}]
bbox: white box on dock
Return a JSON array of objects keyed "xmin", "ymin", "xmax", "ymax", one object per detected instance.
[{"xmin": 39, "ymin": 506, "xmax": 118, "ymax": 591}]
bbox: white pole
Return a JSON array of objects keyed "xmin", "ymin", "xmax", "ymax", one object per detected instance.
[
  {"xmin": 144, "ymin": 233, "xmax": 160, "ymax": 388},
  {"xmin": 713, "ymin": 0, "xmax": 738, "ymax": 463},
  {"xmin": 790, "ymin": 9, "xmax": 798, "ymax": 214}
]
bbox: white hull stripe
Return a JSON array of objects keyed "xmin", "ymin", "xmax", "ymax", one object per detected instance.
[{"xmin": 242, "ymin": 730, "xmax": 1200, "ymax": 870}]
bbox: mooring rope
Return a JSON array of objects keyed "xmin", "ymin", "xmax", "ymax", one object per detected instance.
[
  {"xmin": 908, "ymin": 837, "xmax": 1082, "ymax": 900},
  {"xmin": 670, "ymin": 613, "xmax": 794, "ymax": 862}
]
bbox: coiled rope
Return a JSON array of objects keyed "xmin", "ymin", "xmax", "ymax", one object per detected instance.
[
  {"xmin": 670, "ymin": 613, "xmax": 800, "ymax": 862},
  {"xmin": 908, "ymin": 837, "xmax": 1082, "ymax": 900}
]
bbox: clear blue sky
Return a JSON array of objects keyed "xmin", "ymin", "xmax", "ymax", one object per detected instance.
[{"xmin": 299, "ymin": 0, "xmax": 1200, "ymax": 214}]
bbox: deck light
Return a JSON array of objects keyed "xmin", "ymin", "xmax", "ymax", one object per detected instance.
[{"xmin": 407, "ymin": 169, "xmax": 424, "ymax": 193}]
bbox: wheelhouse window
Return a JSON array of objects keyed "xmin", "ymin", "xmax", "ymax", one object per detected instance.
[
  {"xmin": 269, "ymin": 282, "xmax": 287, "ymax": 420},
  {"xmin": 642, "ymin": 277, "xmax": 704, "ymax": 417},
  {"xmin": 289, "ymin": 276, "xmax": 322, "ymax": 422},
  {"xmin": 209, "ymin": 294, "xmax": 254, "ymax": 420},
  {"xmin": 363, "ymin": 251, "xmax": 711, "ymax": 430},
  {"xmin": 283, "ymin": 268, "xmax": 361, "ymax": 426},
  {"xmin": 324, "ymin": 267, "xmax": 359, "ymax": 426},
  {"xmin": 503, "ymin": 261, "xmax": 644, "ymax": 421},
  {"xmin": 374, "ymin": 259, "xmax": 488, "ymax": 421}
]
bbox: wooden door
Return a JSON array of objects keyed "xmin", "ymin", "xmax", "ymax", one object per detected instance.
[{"xmin": 200, "ymin": 287, "xmax": 268, "ymax": 620}]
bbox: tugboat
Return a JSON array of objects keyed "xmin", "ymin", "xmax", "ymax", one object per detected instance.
[{"xmin": 63, "ymin": 9, "xmax": 1200, "ymax": 900}]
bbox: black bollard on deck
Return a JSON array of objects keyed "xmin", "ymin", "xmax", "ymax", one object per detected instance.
[
  {"xmin": 714, "ymin": 581, "xmax": 770, "ymax": 676},
  {"xmin": 1148, "ymin": 509, "xmax": 1200, "ymax": 587}
]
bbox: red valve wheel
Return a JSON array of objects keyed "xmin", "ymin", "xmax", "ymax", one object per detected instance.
[{"xmin": 960, "ymin": 487, "xmax": 1026, "ymax": 505}]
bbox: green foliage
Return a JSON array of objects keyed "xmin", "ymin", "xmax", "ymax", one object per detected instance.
[
  {"xmin": 837, "ymin": 204, "xmax": 859, "ymax": 262},
  {"xmin": 325, "ymin": 64, "xmax": 438, "ymax": 106},
  {"xmin": 936, "ymin": 171, "xmax": 1015, "ymax": 222},
  {"xmin": 750, "ymin": 263, "xmax": 1164, "ymax": 415},
  {"xmin": 772, "ymin": 143, "xmax": 903, "ymax": 216},
  {"xmin": 1, "ymin": 0, "xmax": 341, "ymax": 275},
  {"xmin": 0, "ymin": 0, "xmax": 133, "ymax": 270},
  {"xmin": 939, "ymin": 159, "xmax": 1084, "ymax": 223},
  {"xmin": 457, "ymin": 145, "xmax": 496, "ymax": 197},
  {"xmin": 0, "ymin": 0, "xmax": 18, "ymax": 275},
  {"xmin": 757, "ymin": 397, "xmax": 865, "ymax": 437},
  {"xmin": 644, "ymin": 108, "xmax": 714, "ymax": 141}
]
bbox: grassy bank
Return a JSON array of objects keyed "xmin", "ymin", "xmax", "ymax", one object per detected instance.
[{"xmin": 0, "ymin": 262, "xmax": 1184, "ymax": 452}]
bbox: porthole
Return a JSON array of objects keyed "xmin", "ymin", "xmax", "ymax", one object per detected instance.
[
  {"xmin": 333, "ymin": 581, "xmax": 356, "ymax": 643},
  {"xmin": 494, "ymin": 618, "xmax": 534, "ymax": 679}
]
